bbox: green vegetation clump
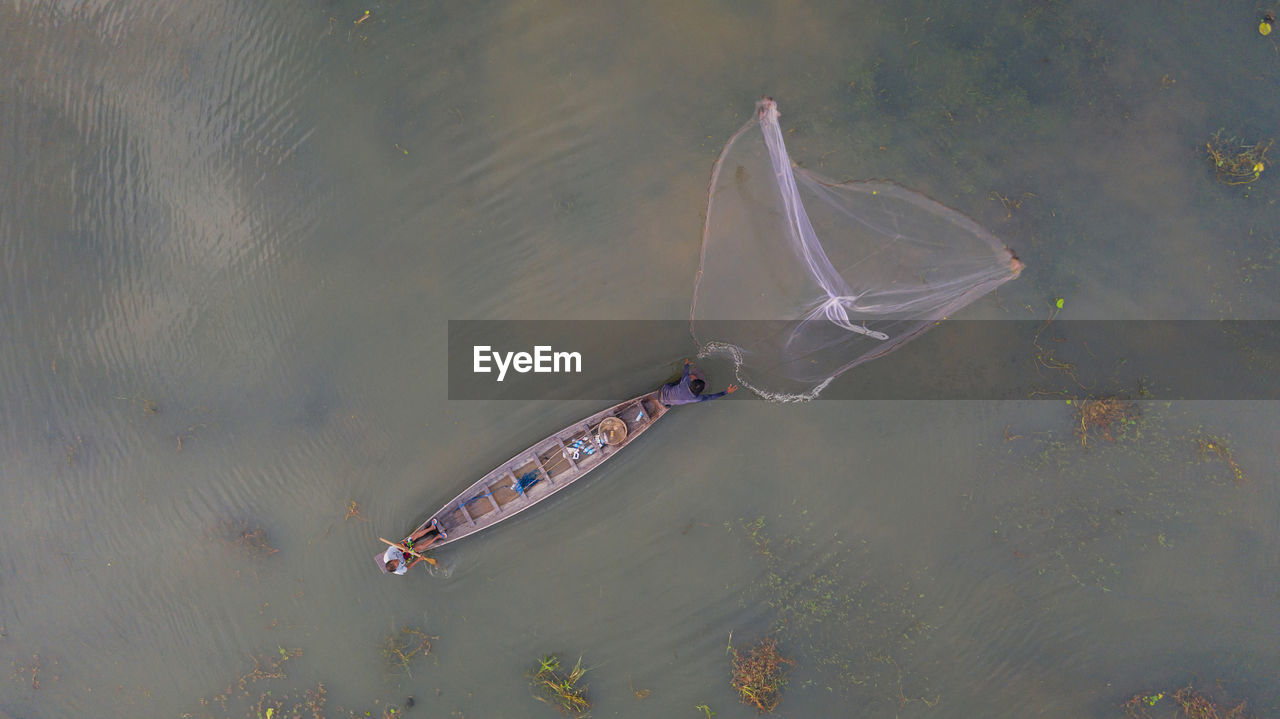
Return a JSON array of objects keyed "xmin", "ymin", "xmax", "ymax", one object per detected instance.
[{"xmin": 530, "ymin": 654, "xmax": 590, "ymax": 717}]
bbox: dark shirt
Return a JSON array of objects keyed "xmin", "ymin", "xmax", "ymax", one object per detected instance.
[{"xmin": 660, "ymin": 363, "xmax": 728, "ymax": 406}]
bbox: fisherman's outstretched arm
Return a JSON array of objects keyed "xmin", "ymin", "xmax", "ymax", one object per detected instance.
[{"xmin": 695, "ymin": 384, "xmax": 738, "ymax": 401}]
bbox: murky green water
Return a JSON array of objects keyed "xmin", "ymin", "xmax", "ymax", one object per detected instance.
[{"xmin": 2, "ymin": 1, "xmax": 1277, "ymax": 717}]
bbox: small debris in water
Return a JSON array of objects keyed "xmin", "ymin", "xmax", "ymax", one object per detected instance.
[
  {"xmin": 1194, "ymin": 433, "xmax": 1247, "ymax": 484},
  {"xmin": 11, "ymin": 652, "xmax": 58, "ymax": 690}
]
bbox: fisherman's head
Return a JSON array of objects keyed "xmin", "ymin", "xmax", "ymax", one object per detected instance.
[
  {"xmin": 385, "ymin": 558, "xmax": 400, "ymax": 572},
  {"xmin": 690, "ymin": 378, "xmax": 706, "ymax": 395}
]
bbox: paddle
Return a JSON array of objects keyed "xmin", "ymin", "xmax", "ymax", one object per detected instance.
[{"xmin": 379, "ymin": 536, "xmax": 438, "ymax": 567}]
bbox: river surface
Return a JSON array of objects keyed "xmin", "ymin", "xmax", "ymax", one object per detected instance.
[{"xmin": 2, "ymin": 1, "xmax": 1278, "ymax": 717}]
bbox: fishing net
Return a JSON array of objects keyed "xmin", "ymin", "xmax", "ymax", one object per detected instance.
[{"xmin": 690, "ymin": 99, "xmax": 1023, "ymax": 401}]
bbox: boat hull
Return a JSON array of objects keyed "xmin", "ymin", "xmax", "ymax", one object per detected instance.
[{"xmin": 376, "ymin": 389, "xmax": 669, "ymax": 571}]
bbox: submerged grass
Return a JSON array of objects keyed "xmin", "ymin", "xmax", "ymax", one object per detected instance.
[
  {"xmin": 380, "ymin": 626, "xmax": 434, "ymax": 678},
  {"xmin": 999, "ymin": 400, "xmax": 1250, "ymax": 591},
  {"xmin": 530, "ymin": 654, "xmax": 590, "ymax": 717},
  {"xmin": 213, "ymin": 519, "xmax": 279, "ymax": 558},
  {"xmin": 181, "ymin": 645, "xmax": 411, "ymax": 719},
  {"xmin": 995, "ymin": 311, "xmax": 1254, "ymax": 591},
  {"xmin": 729, "ymin": 637, "xmax": 792, "ymax": 713},
  {"xmin": 733, "ymin": 515, "xmax": 938, "ymax": 711}
]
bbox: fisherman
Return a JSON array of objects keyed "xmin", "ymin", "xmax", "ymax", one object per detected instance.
[
  {"xmin": 660, "ymin": 360, "xmax": 737, "ymax": 406},
  {"xmin": 381, "ymin": 520, "xmax": 446, "ymax": 575},
  {"xmin": 381, "ymin": 544, "xmax": 409, "ymax": 575}
]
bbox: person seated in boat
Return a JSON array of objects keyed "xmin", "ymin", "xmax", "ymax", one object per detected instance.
[
  {"xmin": 382, "ymin": 520, "xmax": 446, "ymax": 575},
  {"xmin": 381, "ymin": 544, "xmax": 409, "ymax": 575},
  {"xmin": 660, "ymin": 360, "xmax": 737, "ymax": 406}
]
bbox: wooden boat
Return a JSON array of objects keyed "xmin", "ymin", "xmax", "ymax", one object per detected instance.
[{"xmin": 376, "ymin": 388, "xmax": 670, "ymax": 573}]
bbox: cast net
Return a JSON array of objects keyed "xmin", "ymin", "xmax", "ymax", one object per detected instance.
[{"xmin": 691, "ymin": 99, "xmax": 1023, "ymax": 401}]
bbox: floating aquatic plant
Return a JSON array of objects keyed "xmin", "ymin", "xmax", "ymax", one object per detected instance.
[
  {"xmin": 1074, "ymin": 396, "xmax": 1138, "ymax": 447},
  {"xmin": 1123, "ymin": 684, "xmax": 1251, "ymax": 719},
  {"xmin": 530, "ymin": 654, "xmax": 590, "ymax": 716},
  {"xmin": 1206, "ymin": 130, "xmax": 1272, "ymax": 185},
  {"xmin": 729, "ymin": 637, "xmax": 792, "ymax": 713}
]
